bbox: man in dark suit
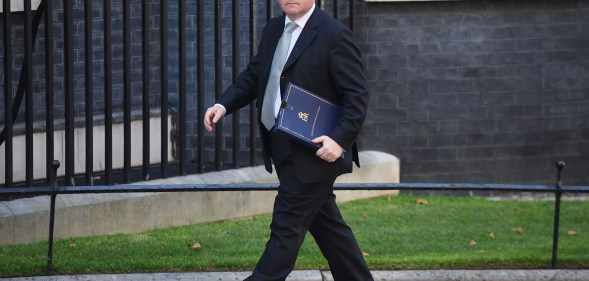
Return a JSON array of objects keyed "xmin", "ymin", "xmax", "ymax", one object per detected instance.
[{"xmin": 204, "ymin": 0, "xmax": 372, "ymax": 280}]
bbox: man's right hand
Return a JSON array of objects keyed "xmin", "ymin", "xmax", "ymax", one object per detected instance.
[{"xmin": 204, "ymin": 104, "xmax": 226, "ymax": 132}]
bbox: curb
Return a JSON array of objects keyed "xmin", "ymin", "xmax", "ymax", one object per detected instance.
[{"xmin": 3, "ymin": 270, "xmax": 589, "ymax": 281}]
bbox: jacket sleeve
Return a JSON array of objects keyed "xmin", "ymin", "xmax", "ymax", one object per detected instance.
[
  {"xmin": 327, "ymin": 27, "xmax": 369, "ymax": 151},
  {"xmin": 217, "ymin": 55, "xmax": 260, "ymax": 115}
]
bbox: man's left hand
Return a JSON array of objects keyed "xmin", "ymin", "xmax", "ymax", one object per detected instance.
[{"xmin": 312, "ymin": 136, "xmax": 343, "ymax": 163}]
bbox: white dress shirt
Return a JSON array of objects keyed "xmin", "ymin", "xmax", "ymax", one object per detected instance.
[{"xmin": 272, "ymin": 4, "xmax": 316, "ymax": 117}]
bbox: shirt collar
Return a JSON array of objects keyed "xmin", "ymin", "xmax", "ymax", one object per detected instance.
[{"xmin": 284, "ymin": 3, "xmax": 315, "ymax": 29}]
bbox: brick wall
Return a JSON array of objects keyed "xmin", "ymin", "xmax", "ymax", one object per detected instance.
[
  {"xmin": 1, "ymin": 0, "xmax": 588, "ymax": 185},
  {"xmin": 355, "ymin": 0, "xmax": 589, "ymax": 184}
]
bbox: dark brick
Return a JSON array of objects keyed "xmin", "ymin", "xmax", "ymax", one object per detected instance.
[
  {"xmin": 368, "ymin": 107, "xmax": 407, "ymax": 122},
  {"xmin": 376, "ymin": 122, "xmax": 398, "ymax": 135},
  {"xmin": 459, "ymin": 67, "xmax": 495, "ymax": 78},
  {"xmin": 386, "ymin": 136, "xmax": 409, "ymax": 148},
  {"xmin": 407, "ymin": 108, "xmax": 429, "ymax": 121},
  {"xmin": 403, "ymin": 148, "xmax": 442, "ymax": 161},
  {"xmin": 452, "ymin": 135, "xmax": 469, "ymax": 146},
  {"xmin": 493, "ymin": 132, "xmax": 525, "ymax": 145},
  {"xmin": 360, "ymin": 122, "xmax": 378, "ymax": 136},
  {"xmin": 544, "ymin": 103, "xmax": 575, "ymax": 116},
  {"xmin": 430, "ymin": 106, "xmax": 467, "ymax": 120},
  {"xmin": 467, "ymin": 133, "xmax": 493, "ymax": 146},
  {"xmin": 467, "ymin": 106, "xmax": 488, "ymax": 120},
  {"xmin": 429, "ymin": 134, "xmax": 454, "ymax": 147},
  {"xmin": 489, "ymin": 105, "xmax": 524, "ymax": 119},
  {"xmin": 361, "ymin": 136, "xmax": 392, "ymax": 152},
  {"xmin": 407, "ymin": 136, "xmax": 428, "ymax": 147},
  {"xmin": 429, "ymin": 79, "xmax": 470, "ymax": 93},
  {"xmin": 543, "ymin": 130, "xmax": 577, "ymax": 142},
  {"xmin": 553, "ymin": 116, "xmax": 573, "ymax": 130},
  {"xmin": 368, "ymin": 54, "xmax": 407, "ymax": 68},
  {"xmin": 399, "ymin": 121, "xmax": 439, "ymax": 135},
  {"xmin": 377, "ymin": 93, "xmax": 398, "ymax": 107},
  {"xmin": 438, "ymin": 147, "xmax": 458, "ymax": 160},
  {"xmin": 407, "ymin": 81, "xmax": 428, "ymax": 93},
  {"xmin": 496, "ymin": 119, "xmax": 517, "ymax": 131},
  {"xmin": 458, "ymin": 147, "xmax": 495, "ymax": 160},
  {"xmin": 459, "ymin": 120, "xmax": 495, "ymax": 133},
  {"xmin": 399, "ymin": 94, "xmax": 437, "ymax": 108},
  {"xmin": 439, "ymin": 121, "xmax": 459, "ymax": 134},
  {"xmin": 572, "ymin": 114, "xmax": 589, "ymax": 128},
  {"xmin": 518, "ymin": 38, "xmax": 551, "ymax": 51},
  {"xmin": 492, "ymin": 146, "xmax": 515, "ymax": 158},
  {"xmin": 417, "ymin": 67, "xmax": 459, "ymax": 80},
  {"xmin": 495, "ymin": 66, "xmax": 516, "ymax": 78}
]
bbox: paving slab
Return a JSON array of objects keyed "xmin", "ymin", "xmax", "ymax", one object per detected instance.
[
  {"xmin": 0, "ymin": 271, "xmax": 322, "ymax": 281},
  {"xmin": 3, "ymin": 270, "xmax": 589, "ymax": 281}
]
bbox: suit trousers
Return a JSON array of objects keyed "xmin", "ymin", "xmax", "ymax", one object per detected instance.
[{"xmin": 244, "ymin": 132, "xmax": 373, "ymax": 281}]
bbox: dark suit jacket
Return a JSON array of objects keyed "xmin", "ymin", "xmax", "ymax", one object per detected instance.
[{"xmin": 217, "ymin": 8, "xmax": 368, "ymax": 183}]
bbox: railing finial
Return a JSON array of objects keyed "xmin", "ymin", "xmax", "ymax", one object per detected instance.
[
  {"xmin": 51, "ymin": 160, "xmax": 60, "ymax": 181},
  {"xmin": 555, "ymin": 160, "xmax": 565, "ymax": 187},
  {"xmin": 555, "ymin": 160, "xmax": 565, "ymax": 172}
]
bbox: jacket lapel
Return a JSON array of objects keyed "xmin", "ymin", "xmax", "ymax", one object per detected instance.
[{"xmin": 283, "ymin": 9, "xmax": 319, "ymax": 71}]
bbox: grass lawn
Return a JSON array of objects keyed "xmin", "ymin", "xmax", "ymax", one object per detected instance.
[{"xmin": 1, "ymin": 193, "xmax": 588, "ymax": 277}]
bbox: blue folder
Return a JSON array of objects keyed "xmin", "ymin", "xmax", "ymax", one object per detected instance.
[{"xmin": 274, "ymin": 83, "xmax": 341, "ymax": 151}]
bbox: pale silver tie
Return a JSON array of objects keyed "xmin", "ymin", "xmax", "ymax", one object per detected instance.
[{"xmin": 261, "ymin": 22, "xmax": 298, "ymax": 130}]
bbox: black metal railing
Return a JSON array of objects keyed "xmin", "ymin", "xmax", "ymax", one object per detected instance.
[
  {"xmin": 1, "ymin": 160, "xmax": 588, "ymax": 274},
  {"xmin": 0, "ymin": 0, "xmax": 354, "ymax": 189}
]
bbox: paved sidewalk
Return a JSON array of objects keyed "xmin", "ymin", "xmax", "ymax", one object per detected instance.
[{"xmin": 3, "ymin": 270, "xmax": 589, "ymax": 281}]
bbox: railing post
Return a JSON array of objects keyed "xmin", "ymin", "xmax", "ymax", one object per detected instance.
[
  {"xmin": 551, "ymin": 160, "xmax": 565, "ymax": 269},
  {"xmin": 46, "ymin": 160, "xmax": 60, "ymax": 275}
]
